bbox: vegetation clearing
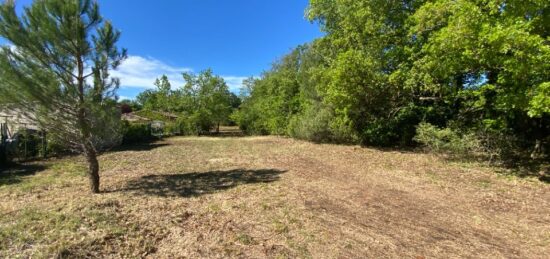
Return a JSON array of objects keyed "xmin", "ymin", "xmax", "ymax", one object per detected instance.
[{"xmin": 1, "ymin": 132, "xmax": 548, "ymax": 258}]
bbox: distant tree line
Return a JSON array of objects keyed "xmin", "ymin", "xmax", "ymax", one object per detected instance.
[
  {"xmin": 135, "ymin": 69, "xmax": 240, "ymax": 134},
  {"xmin": 233, "ymin": 0, "xmax": 549, "ymax": 162}
]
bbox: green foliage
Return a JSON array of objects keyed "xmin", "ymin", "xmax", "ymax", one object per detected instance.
[
  {"xmin": 136, "ymin": 75, "xmax": 180, "ymax": 112},
  {"xmin": 0, "ymin": 0, "xmax": 127, "ymax": 151},
  {"xmin": 235, "ymin": 0, "xmax": 549, "ymax": 162},
  {"xmin": 181, "ymin": 69, "xmax": 234, "ymax": 134},
  {"xmin": 135, "ymin": 70, "xmax": 236, "ymax": 135},
  {"xmin": 46, "ymin": 134, "xmax": 70, "ymax": 156},
  {"xmin": 414, "ymin": 122, "xmax": 482, "ymax": 156},
  {"xmin": 121, "ymin": 121, "xmax": 152, "ymax": 145},
  {"xmin": 12, "ymin": 130, "xmax": 41, "ymax": 159},
  {"xmin": 163, "ymin": 122, "xmax": 180, "ymax": 136},
  {"xmin": 237, "ymin": 45, "xmax": 329, "ymax": 137},
  {"xmin": 287, "ymin": 104, "xmax": 333, "ymax": 142},
  {"xmin": 529, "ymin": 82, "xmax": 550, "ymax": 118},
  {"xmin": 0, "ymin": 0, "xmax": 126, "ymax": 192}
]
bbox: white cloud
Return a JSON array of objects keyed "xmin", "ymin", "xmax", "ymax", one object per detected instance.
[
  {"xmin": 112, "ymin": 55, "xmax": 251, "ymax": 93},
  {"xmin": 1, "ymin": 43, "xmax": 19, "ymax": 54},
  {"xmin": 222, "ymin": 76, "xmax": 250, "ymax": 93},
  {"xmin": 7, "ymin": 44, "xmax": 17, "ymax": 52},
  {"xmin": 2, "ymin": 47, "xmax": 251, "ymax": 93},
  {"xmin": 112, "ymin": 55, "xmax": 191, "ymax": 89},
  {"xmin": 118, "ymin": 96, "xmax": 134, "ymax": 101}
]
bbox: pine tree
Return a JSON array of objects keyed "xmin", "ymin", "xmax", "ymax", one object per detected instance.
[{"xmin": 0, "ymin": 0, "xmax": 127, "ymax": 193}]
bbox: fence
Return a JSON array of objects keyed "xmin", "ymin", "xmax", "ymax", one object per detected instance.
[{"xmin": 0, "ymin": 123, "xmax": 47, "ymax": 165}]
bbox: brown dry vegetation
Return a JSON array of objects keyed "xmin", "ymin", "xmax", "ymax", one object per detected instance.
[{"xmin": 1, "ymin": 132, "xmax": 549, "ymax": 258}]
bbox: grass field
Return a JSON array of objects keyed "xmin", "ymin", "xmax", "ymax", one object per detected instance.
[{"xmin": 1, "ymin": 133, "xmax": 549, "ymax": 258}]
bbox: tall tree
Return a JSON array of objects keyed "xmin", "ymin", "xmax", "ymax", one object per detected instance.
[
  {"xmin": 237, "ymin": 0, "xmax": 548, "ymax": 158},
  {"xmin": 0, "ymin": 0, "xmax": 127, "ymax": 193},
  {"xmin": 181, "ymin": 69, "xmax": 233, "ymax": 133},
  {"xmin": 407, "ymin": 0, "xmax": 550, "ymax": 155}
]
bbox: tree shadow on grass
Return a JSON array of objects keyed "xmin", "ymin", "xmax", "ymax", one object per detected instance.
[
  {"xmin": 430, "ymin": 152, "xmax": 550, "ymax": 183},
  {"xmin": 112, "ymin": 142, "xmax": 170, "ymax": 152},
  {"xmin": 120, "ymin": 169, "xmax": 286, "ymax": 197},
  {"xmin": 494, "ymin": 159, "xmax": 550, "ymax": 183},
  {"xmin": 0, "ymin": 163, "xmax": 49, "ymax": 186},
  {"xmin": 200, "ymin": 128, "xmax": 245, "ymax": 138}
]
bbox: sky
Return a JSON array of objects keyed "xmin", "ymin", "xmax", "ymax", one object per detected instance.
[{"xmin": 1, "ymin": 0, "xmax": 323, "ymax": 99}]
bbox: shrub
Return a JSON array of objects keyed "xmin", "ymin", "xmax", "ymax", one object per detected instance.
[
  {"xmin": 189, "ymin": 111, "xmax": 214, "ymax": 135},
  {"xmin": 1, "ymin": 130, "xmax": 48, "ymax": 161},
  {"xmin": 122, "ymin": 121, "xmax": 152, "ymax": 144},
  {"xmin": 174, "ymin": 116, "xmax": 201, "ymax": 136},
  {"xmin": 476, "ymin": 129, "xmax": 530, "ymax": 162},
  {"xmin": 163, "ymin": 122, "xmax": 179, "ymax": 136},
  {"xmin": 14, "ymin": 130, "xmax": 42, "ymax": 159},
  {"xmin": 414, "ymin": 122, "xmax": 482, "ymax": 156},
  {"xmin": 232, "ymin": 108, "xmax": 269, "ymax": 135},
  {"xmin": 46, "ymin": 134, "xmax": 71, "ymax": 156},
  {"xmin": 288, "ymin": 105, "xmax": 334, "ymax": 142},
  {"xmin": 120, "ymin": 103, "xmax": 132, "ymax": 114}
]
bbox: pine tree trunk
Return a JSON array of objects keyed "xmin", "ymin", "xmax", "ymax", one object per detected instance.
[{"xmin": 84, "ymin": 143, "xmax": 100, "ymax": 193}]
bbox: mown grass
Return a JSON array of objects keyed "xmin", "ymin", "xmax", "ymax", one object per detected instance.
[
  {"xmin": 0, "ymin": 160, "xmax": 155, "ymax": 258},
  {"xmin": 0, "ymin": 161, "xmax": 84, "ymax": 193},
  {"xmin": 1, "ymin": 161, "xmax": 83, "ymax": 257},
  {"xmin": 0, "ymin": 135, "xmax": 548, "ymax": 258}
]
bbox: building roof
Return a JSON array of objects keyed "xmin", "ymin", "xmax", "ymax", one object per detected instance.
[{"xmin": 121, "ymin": 112, "xmax": 151, "ymax": 123}]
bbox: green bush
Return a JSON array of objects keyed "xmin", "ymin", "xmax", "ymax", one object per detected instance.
[
  {"xmin": 475, "ymin": 130, "xmax": 530, "ymax": 162},
  {"xmin": 45, "ymin": 135, "xmax": 70, "ymax": 156},
  {"xmin": 2, "ymin": 130, "xmax": 50, "ymax": 161},
  {"xmin": 232, "ymin": 109, "xmax": 269, "ymax": 135},
  {"xmin": 414, "ymin": 122, "xmax": 482, "ymax": 156},
  {"xmin": 189, "ymin": 111, "xmax": 214, "ymax": 135},
  {"xmin": 122, "ymin": 121, "xmax": 152, "ymax": 144},
  {"xmin": 288, "ymin": 105, "xmax": 334, "ymax": 142},
  {"xmin": 173, "ymin": 117, "xmax": 197, "ymax": 136},
  {"xmin": 164, "ymin": 122, "xmax": 181, "ymax": 136}
]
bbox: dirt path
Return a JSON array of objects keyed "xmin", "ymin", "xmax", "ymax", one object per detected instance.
[{"xmin": 1, "ymin": 136, "xmax": 549, "ymax": 258}]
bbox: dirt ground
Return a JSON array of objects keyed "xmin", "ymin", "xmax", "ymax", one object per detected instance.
[{"xmin": 1, "ymin": 133, "xmax": 549, "ymax": 258}]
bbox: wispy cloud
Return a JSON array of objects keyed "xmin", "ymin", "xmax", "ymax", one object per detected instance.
[
  {"xmin": 113, "ymin": 55, "xmax": 252, "ymax": 93},
  {"xmin": 222, "ymin": 76, "xmax": 250, "ymax": 93},
  {"xmin": 118, "ymin": 96, "xmax": 134, "ymax": 101},
  {"xmin": 1, "ymin": 46, "xmax": 251, "ymax": 94},
  {"xmin": 112, "ymin": 55, "xmax": 190, "ymax": 89}
]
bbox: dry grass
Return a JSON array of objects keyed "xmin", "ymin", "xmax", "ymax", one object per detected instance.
[{"xmin": 1, "ymin": 132, "xmax": 549, "ymax": 258}]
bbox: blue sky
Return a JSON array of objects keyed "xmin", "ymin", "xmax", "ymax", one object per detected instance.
[{"xmin": 1, "ymin": 0, "xmax": 322, "ymax": 99}]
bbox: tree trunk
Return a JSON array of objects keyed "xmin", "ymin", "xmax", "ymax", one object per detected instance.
[
  {"xmin": 530, "ymin": 118, "xmax": 545, "ymax": 160},
  {"xmin": 76, "ymin": 51, "xmax": 100, "ymax": 193},
  {"xmin": 531, "ymin": 139, "xmax": 544, "ymax": 160},
  {"xmin": 217, "ymin": 123, "xmax": 220, "ymax": 134},
  {"xmin": 84, "ymin": 143, "xmax": 100, "ymax": 193}
]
